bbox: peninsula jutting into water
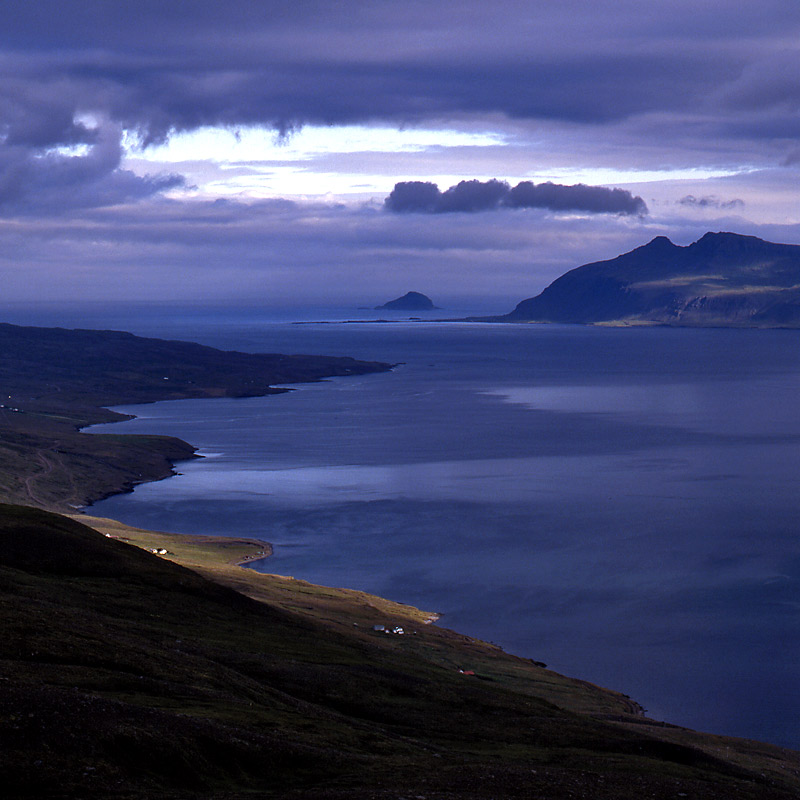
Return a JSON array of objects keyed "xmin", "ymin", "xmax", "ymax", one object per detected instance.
[{"xmin": 0, "ymin": 321, "xmax": 391, "ymax": 510}]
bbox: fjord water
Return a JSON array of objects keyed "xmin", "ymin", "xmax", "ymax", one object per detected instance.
[{"xmin": 89, "ymin": 317, "xmax": 800, "ymax": 748}]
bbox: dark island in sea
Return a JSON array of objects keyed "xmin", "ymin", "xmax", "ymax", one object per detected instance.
[
  {"xmin": 376, "ymin": 290, "xmax": 439, "ymax": 310},
  {"xmin": 491, "ymin": 232, "xmax": 800, "ymax": 326}
]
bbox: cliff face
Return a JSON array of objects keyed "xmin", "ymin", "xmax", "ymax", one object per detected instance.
[{"xmin": 505, "ymin": 232, "xmax": 800, "ymax": 326}]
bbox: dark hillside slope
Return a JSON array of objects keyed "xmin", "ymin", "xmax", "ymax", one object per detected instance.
[
  {"xmin": 504, "ymin": 232, "xmax": 800, "ymax": 326},
  {"xmin": 1, "ymin": 504, "xmax": 798, "ymax": 799}
]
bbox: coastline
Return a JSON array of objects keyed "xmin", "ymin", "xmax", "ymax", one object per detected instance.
[
  {"xmin": 74, "ymin": 512, "xmax": 652, "ymax": 719},
  {"xmin": 76, "ymin": 512, "xmax": 448, "ymax": 632},
  {"xmin": 6, "ymin": 503, "xmax": 800, "ymax": 798},
  {"xmin": 10, "ymin": 318, "xmax": 800, "ymax": 764},
  {"xmin": 61, "ymin": 323, "xmax": 800, "ymax": 754},
  {"xmin": 0, "ymin": 320, "xmax": 393, "ymax": 512}
]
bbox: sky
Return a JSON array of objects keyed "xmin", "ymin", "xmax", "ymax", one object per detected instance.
[{"xmin": 2, "ymin": 0, "xmax": 800, "ymax": 310}]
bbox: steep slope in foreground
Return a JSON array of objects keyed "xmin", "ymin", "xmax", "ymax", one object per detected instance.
[
  {"xmin": 2, "ymin": 505, "xmax": 799, "ymax": 799},
  {"xmin": 504, "ymin": 232, "xmax": 800, "ymax": 326},
  {"xmin": 0, "ymin": 322, "xmax": 390, "ymax": 510}
]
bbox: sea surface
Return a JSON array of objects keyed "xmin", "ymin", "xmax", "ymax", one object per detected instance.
[{"xmin": 77, "ymin": 309, "xmax": 800, "ymax": 749}]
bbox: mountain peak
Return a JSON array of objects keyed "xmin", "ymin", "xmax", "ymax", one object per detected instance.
[
  {"xmin": 635, "ymin": 235, "xmax": 677, "ymax": 253},
  {"xmin": 690, "ymin": 231, "xmax": 766, "ymax": 254},
  {"xmin": 502, "ymin": 231, "xmax": 800, "ymax": 326}
]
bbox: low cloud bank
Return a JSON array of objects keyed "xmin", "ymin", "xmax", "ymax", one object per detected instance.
[
  {"xmin": 679, "ymin": 194, "xmax": 744, "ymax": 210},
  {"xmin": 385, "ymin": 179, "xmax": 647, "ymax": 216}
]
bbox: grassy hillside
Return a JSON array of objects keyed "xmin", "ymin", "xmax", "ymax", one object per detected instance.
[{"xmin": 2, "ymin": 504, "xmax": 799, "ymax": 799}]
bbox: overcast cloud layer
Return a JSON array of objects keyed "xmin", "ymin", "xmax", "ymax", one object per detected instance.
[{"xmin": 1, "ymin": 1, "xmax": 800, "ymax": 307}]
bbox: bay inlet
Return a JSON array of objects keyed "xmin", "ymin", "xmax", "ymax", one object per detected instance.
[{"xmin": 89, "ymin": 318, "xmax": 800, "ymax": 749}]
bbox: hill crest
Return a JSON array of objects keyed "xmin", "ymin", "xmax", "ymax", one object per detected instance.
[{"xmin": 504, "ymin": 232, "xmax": 800, "ymax": 326}]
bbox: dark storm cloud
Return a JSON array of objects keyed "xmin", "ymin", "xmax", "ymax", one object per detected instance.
[
  {"xmin": 0, "ymin": 120, "xmax": 184, "ymax": 214},
  {"xmin": 0, "ymin": 1, "xmax": 799, "ymax": 218},
  {"xmin": 384, "ymin": 181, "xmax": 442, "ymax": 213},
  {"xmin": 506, "ymin": 181, "xmax": 647, "ymax": 215},
  {"xmin": 679, "ymin": 195, "xmax": 745, "ymax": 210},
  {"xmin": 385, "ymin": 180, "xmax": 647, "ymax": 215},
  {"xmin": 438, "ymin": 180, "xmax": 511, "ymax": 212},
  {"xmin": 1, "ymin": 1, "xmax": 799, "ymax": 142},
  {"xmin": 2, "ymin": 44, "xmax": 747, "ymax": 143}
]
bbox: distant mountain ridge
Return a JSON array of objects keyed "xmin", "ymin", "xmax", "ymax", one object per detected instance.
[{"xmin": 502, "ymin": 232, "xmax": 800, "ymax": 326}]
